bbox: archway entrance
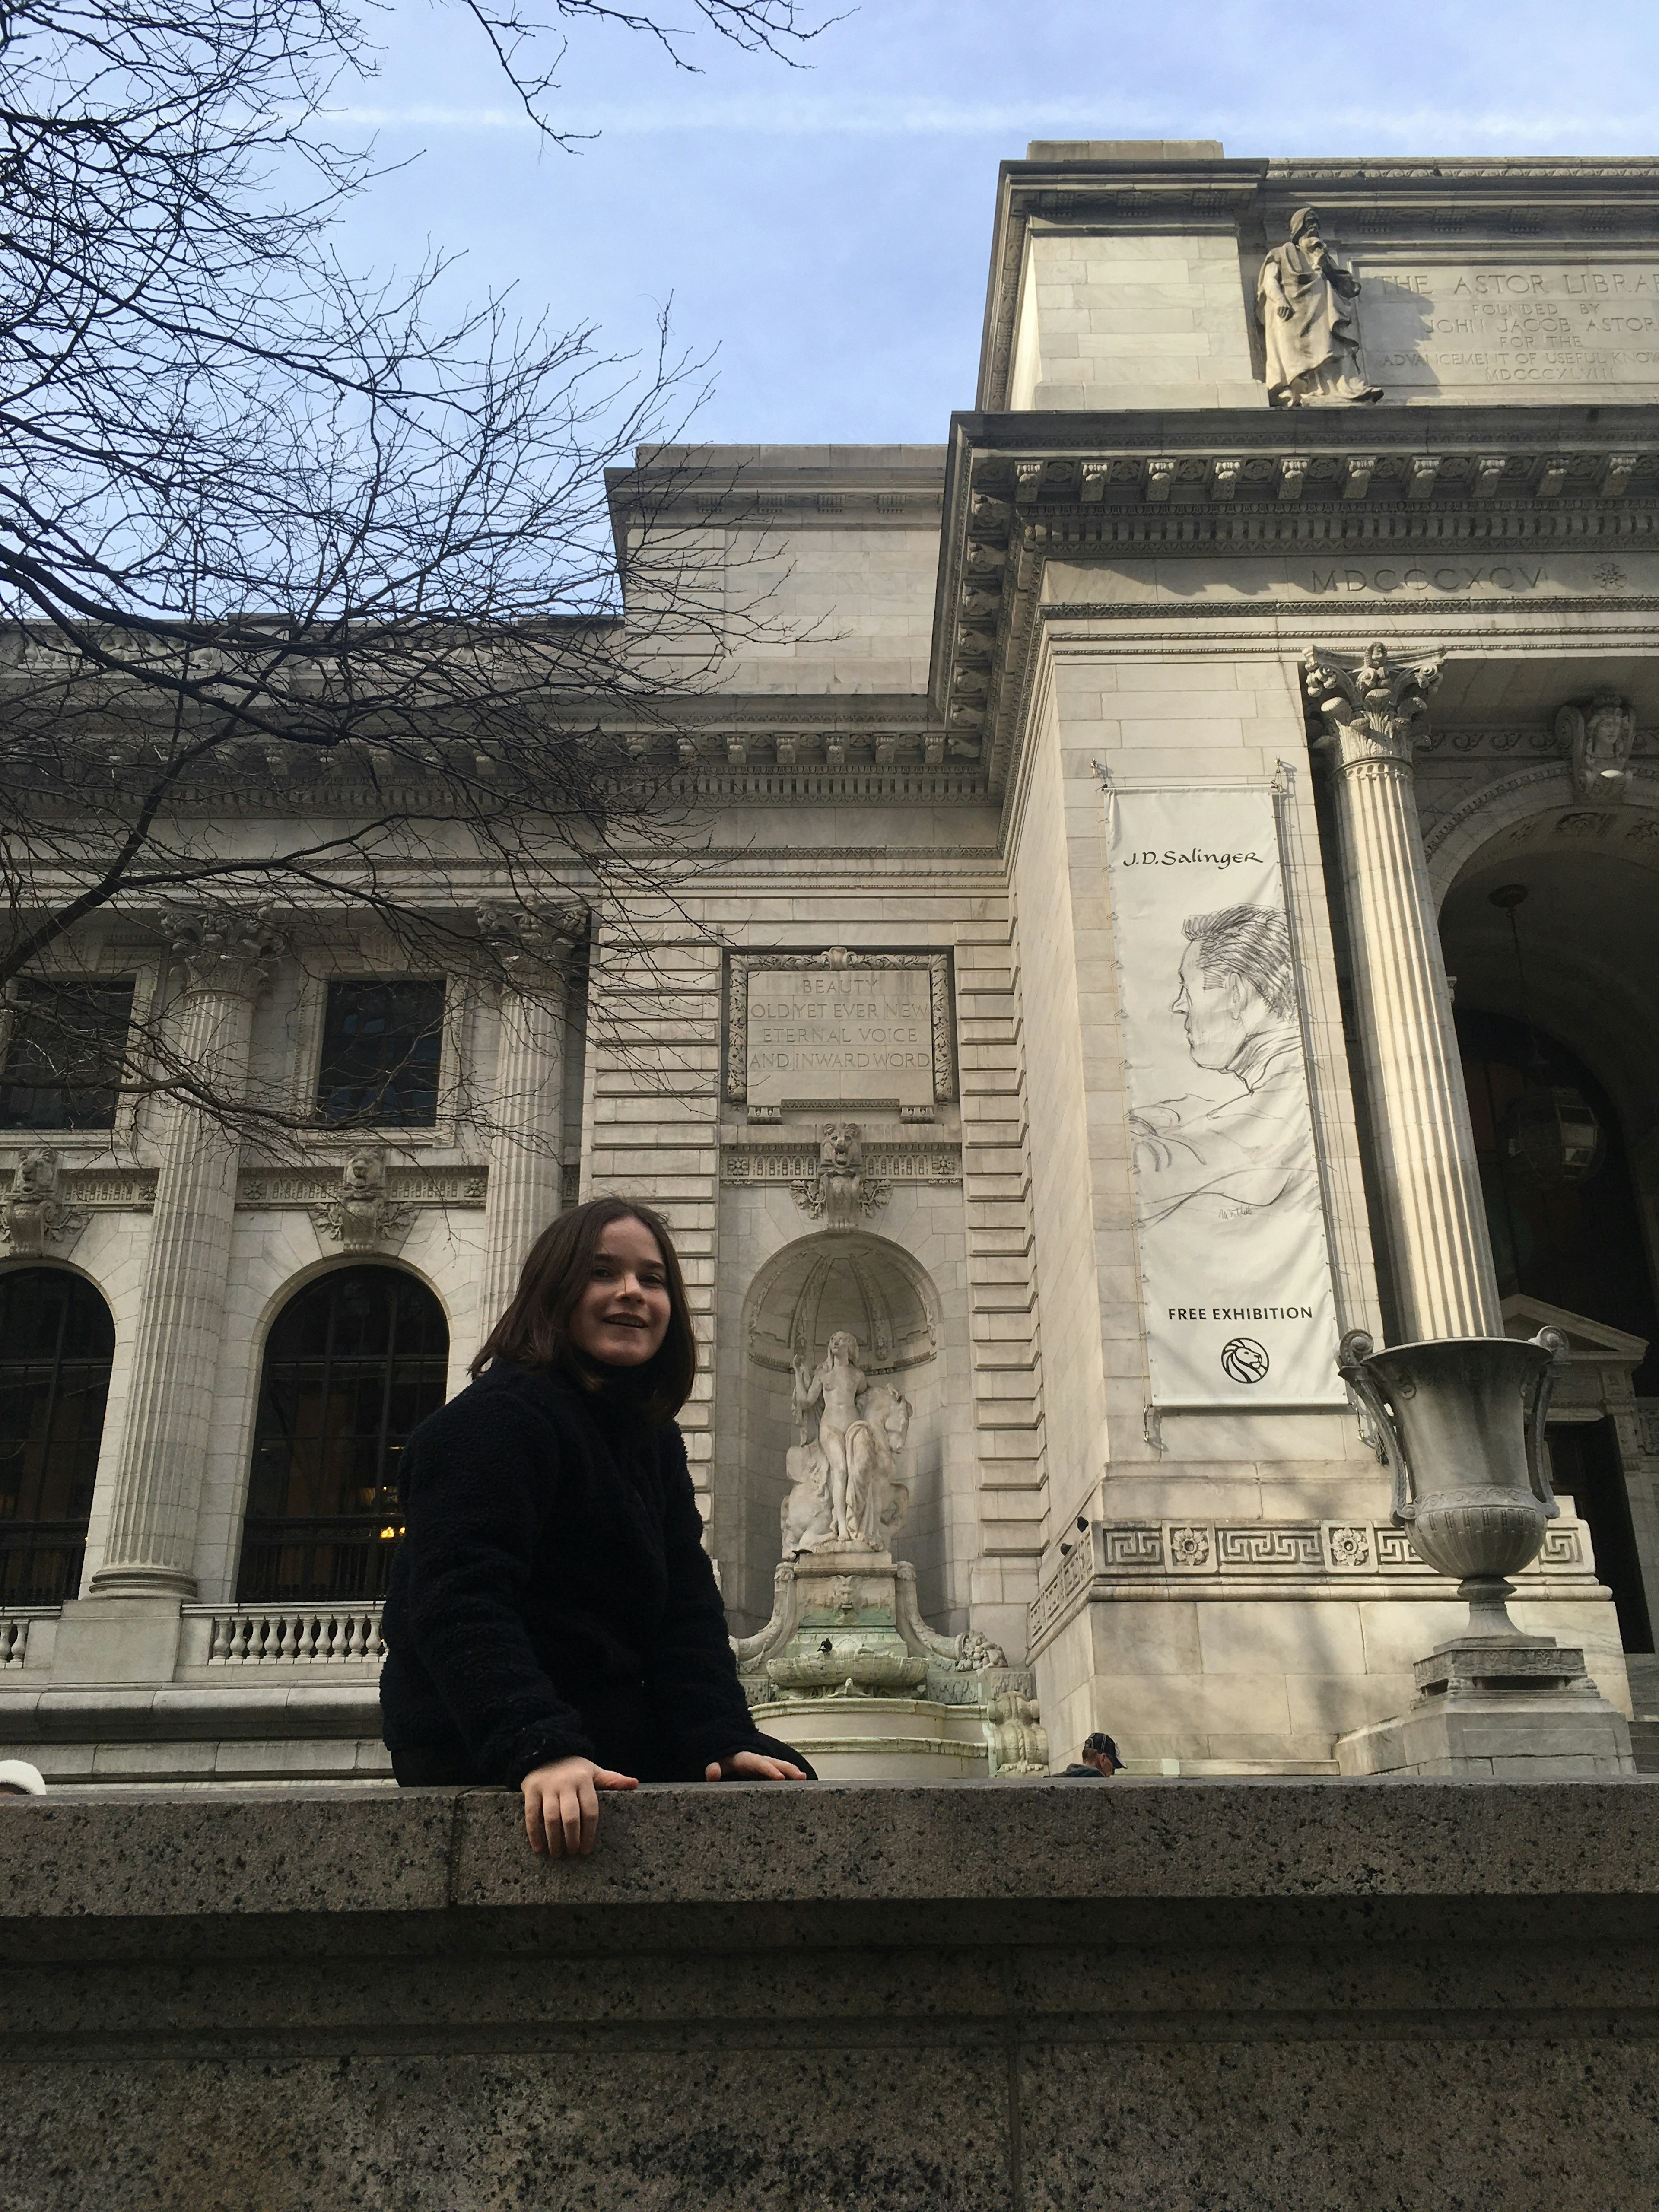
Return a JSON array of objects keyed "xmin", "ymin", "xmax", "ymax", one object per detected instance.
[
  {"xmin": 0, "ymin": 1267, "xmax": 114, "ymax": 1604},
  {"xmin": 1441, "ymin": 830, "xmax": 1659, "ymax": 1653}
]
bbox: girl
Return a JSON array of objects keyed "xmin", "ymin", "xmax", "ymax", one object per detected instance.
[{"xmin": 381, "ymin": 1197, "xmax": 810, "ymax": 1855}]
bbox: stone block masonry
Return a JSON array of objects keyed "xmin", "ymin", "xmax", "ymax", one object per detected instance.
[{"xmin": 6, "ymin": 1780, "xmax": 1659, "ymax": 2210}]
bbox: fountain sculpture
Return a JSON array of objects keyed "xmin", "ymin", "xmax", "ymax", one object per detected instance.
[{"xmin": 731, "ymin": 1328, "xmax": 1046, "ymax": 1779}]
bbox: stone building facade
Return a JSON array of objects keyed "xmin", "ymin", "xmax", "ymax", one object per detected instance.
[{"xmin": 5, "ymin": 141, "xmax": 1659, "ymax": 1782}]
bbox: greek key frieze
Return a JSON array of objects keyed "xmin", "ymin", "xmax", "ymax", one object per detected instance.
[
  {"xmin": 1029, "ymin": 1519, "xmax": 1590, "ymax": 1646},
  {"xmin": 1216, "ymin": 1526, "xmax": 1325, "ymax": 1570},
  {"xmin": 1101, "ymin": 1525, "xmax": 1164, "ymax": 1570},
  {"xmin": 1538, "ymin": 1526, "xmax": 1584, "ymax": 1567}
]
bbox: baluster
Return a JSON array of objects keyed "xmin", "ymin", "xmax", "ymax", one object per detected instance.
[{"xmin": 209, "ymin": 1615, "xmax": 232, "ymax": 1662}]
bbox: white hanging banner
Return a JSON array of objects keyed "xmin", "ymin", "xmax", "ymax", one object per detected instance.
[{"xmin": 1104, "ymin": 781, "xmax": 1344, "ymax": 1407}]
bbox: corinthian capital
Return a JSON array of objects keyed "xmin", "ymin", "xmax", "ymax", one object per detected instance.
[
  {"xmin": 1302, "ymin": 639, "xmax": 1445, "ymax": 768},
  {"xmin": 474, "ymin": 900, "xmax": 588, "ymax": 988},
  {"xmin": 169, "ymin": 909, "xmax": 286, "ymax": 1000}
]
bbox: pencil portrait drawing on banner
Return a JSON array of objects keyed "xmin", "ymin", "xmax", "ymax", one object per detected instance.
[{"xmin": 1129, "ymin": 903, "xmax": 1321, "ymax": 1235}]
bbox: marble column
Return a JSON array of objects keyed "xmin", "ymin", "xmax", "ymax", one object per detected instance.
[
  {"xmin": 1304, "ymin": 642, "xmax": 1502, "ymax": 1342},
  {"xmin": 476, "ymin": 907, "xmax": 582, "ymax": 1335},
  {"xmin": 88, "ymin": 915, "xmax": 283, "ymax": 1599}
]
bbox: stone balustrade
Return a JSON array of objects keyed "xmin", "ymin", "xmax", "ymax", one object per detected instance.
[{"xmin": 191, "ymin": 1606, "xmax": 386, "ymax": 1666}]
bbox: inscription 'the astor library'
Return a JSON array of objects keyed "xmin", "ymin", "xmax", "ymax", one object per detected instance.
[
  {"xmin": 1363, "ymin": 261, "xmax": 1659, "ymax": 389},
  {"xmin": 746, "ymin": 968, "xmax": 933, "ymax": 1107}
]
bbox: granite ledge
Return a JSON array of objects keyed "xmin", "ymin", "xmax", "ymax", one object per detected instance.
[{"xmin": 4, "ymin": 1777, "xmax": 1659, "ymax": 1923}]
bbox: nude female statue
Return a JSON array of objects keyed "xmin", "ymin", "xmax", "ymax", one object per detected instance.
[{"xmin": 791, "ymin": 1329, "xmax": 866, "ymax": 1541}]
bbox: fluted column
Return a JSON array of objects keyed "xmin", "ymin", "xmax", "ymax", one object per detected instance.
[
  {"xmin": 476, "ymin": 906, "xmax": 582, "ymax": 1333},
  {"xmin": 1305, "ymin": 643, "xmax": 1501, "ymax": 1342},
  {"xmin": 89, "ymin": 915, "xmax": 283, "ymax": 1599}
]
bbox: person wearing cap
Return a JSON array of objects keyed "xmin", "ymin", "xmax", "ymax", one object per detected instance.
[{"xmin": 1060, "ymin": 1732, "xmax": 1120, "ymax": 1778}]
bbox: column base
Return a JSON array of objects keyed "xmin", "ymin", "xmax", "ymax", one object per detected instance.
[
  {"xmin": 1337, "ymin": 1635, "xmax": 1634, "ymax": 1778},
  {"xmin": 48, "ymin": 1596, "xmax": 185, "ymax": 1689},
  {"xmin": 86, "ymin": 1565, "xmax": 198, "ymax": 1603}
]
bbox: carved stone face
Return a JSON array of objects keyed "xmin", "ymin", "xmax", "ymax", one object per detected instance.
[
  {"xmin": 343, "ymin": 1151, "xmax": 380, "ymax": 1195},
  {"xmin": 826, "ymin": 1329, "xmax": 859, "ymax": 1365},
  {"xmin": 820, "ymin": 1121, "xmax": 859, "ymax": 1170},
  {"xmin": 1586, "ymin": 696, "xmax": 1634, "ymax": 762},
  {"xmin": 13, "ymin": 1150, "xmax": 52, "ymax": 1196}
]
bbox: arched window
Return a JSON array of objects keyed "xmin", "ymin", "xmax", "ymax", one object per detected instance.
[
  {"xmin": 0, "ymin": 1268, "xmax": 115, "ymax": 1604},
  {"xmin": 237, "ymin": 1266, "xmax": 449, "ymax": 1604}
]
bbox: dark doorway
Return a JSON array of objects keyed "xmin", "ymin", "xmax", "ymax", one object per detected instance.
[
  {"xmin": 1547, "ymin": 1418, "xmax": 1653, "ymax": 1653},
  {"xmin": 0, "ymin": 1267, "xmax": 115, "ymax": 1602},
  {"xmin": 237, "ymin": 1265, "xmax": 449, "ymax": 1603},
  {"xmin": 1458, "ymin": 1009, "xmax": 1659, "ymax": 1394}
]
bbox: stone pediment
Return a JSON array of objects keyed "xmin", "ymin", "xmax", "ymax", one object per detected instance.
[{"xmin": 1501, "ymin": 1291, "xmax": 1649, "ymax": 1368}]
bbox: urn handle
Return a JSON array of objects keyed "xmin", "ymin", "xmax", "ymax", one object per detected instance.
[
  {"xmin": 1336, "ymin": 1328, "xmax": 1415, "ymax": 1526},
  {"xmin": 1524, "ymin": 1327, "xmax": 1567, "ymax": 1522}
]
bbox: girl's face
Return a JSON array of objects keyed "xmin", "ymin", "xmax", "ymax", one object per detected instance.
[{"xmin": 570, "ymin": 1216, "xmax": 672, "ymax": 1367}]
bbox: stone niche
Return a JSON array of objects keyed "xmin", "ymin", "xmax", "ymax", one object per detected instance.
[{"xmin": 731, "ymin": 1231, "xmax": 940, "ymax": 1638}]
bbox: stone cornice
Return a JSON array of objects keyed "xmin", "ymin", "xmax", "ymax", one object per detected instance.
[
  {"xmin": 604, "ymin": 448, "xmax": 946, "ymax": 561},
  {"xmin": 933, "ymin": 406, "xmax": 1659, "ymax": 805}
]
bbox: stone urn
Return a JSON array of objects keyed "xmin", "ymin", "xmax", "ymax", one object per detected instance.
[{"xmin": 1337, "ymin": 1326, "xmax": 1567, "ymax": 1640}]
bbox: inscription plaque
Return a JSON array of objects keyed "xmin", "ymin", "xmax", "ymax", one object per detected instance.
[
  {"xmin": 747, "ymin": 969, "xmax": 932, "ymax": 1108},
  {"xmin": 726, "ymin": 950, "xmax": 956, "ymax": 1112},
  {"xmin": 1356, "ymin": 259, "xmax": 1659, "ymax": 398}
]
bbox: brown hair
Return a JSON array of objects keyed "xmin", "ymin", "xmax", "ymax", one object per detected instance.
[{"xmin": 469, "ymin": 1195, "xmax": 696, "ymax": 1423}]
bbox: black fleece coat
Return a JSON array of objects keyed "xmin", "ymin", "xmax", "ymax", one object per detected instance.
[{"xmin": 380, "ymin": 1360, "xmax": 805, "ymax": 1786}]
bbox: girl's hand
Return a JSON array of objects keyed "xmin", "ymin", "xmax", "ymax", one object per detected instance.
[
  {"xmin": 705, "ymin": 1751, "xmax": 809, "ymax": 1782},
  {"xmin": 521, "ymin": 1755, "xmax": 638, "ymax": 1857}
]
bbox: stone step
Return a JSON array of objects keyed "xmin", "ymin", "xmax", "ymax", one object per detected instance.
[{"xmin": 1629, "ymin": 1721, "xmax": 1659, "ymax": 1775}]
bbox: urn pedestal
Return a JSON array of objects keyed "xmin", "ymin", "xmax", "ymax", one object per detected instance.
[{"xmin": 1334, "ymin": 1329, "xmax": 1634, "ymax": 1778}]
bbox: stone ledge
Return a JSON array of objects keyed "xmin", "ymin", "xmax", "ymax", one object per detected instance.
[
  {"xmin": 8, "ymin": 1780, "xmax": 1659, "ymax": 2210},
  {"xmin": 5, "ymin": 1777, "xmax": 1659, "ymax": 1923},
  {"xmin": 0, "ymin": 1681, "xmax": 382, "ymax": 1742}
]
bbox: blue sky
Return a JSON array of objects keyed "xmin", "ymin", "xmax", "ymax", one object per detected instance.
[{"xmin": 323, "ymin": 0, "xmax": 1659, "ymax": 443}]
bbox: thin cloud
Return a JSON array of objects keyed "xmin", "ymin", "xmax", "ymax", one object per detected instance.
[{"xmin": 309, "ymin": 93, "xmax": 1656, "ymax": 145}]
